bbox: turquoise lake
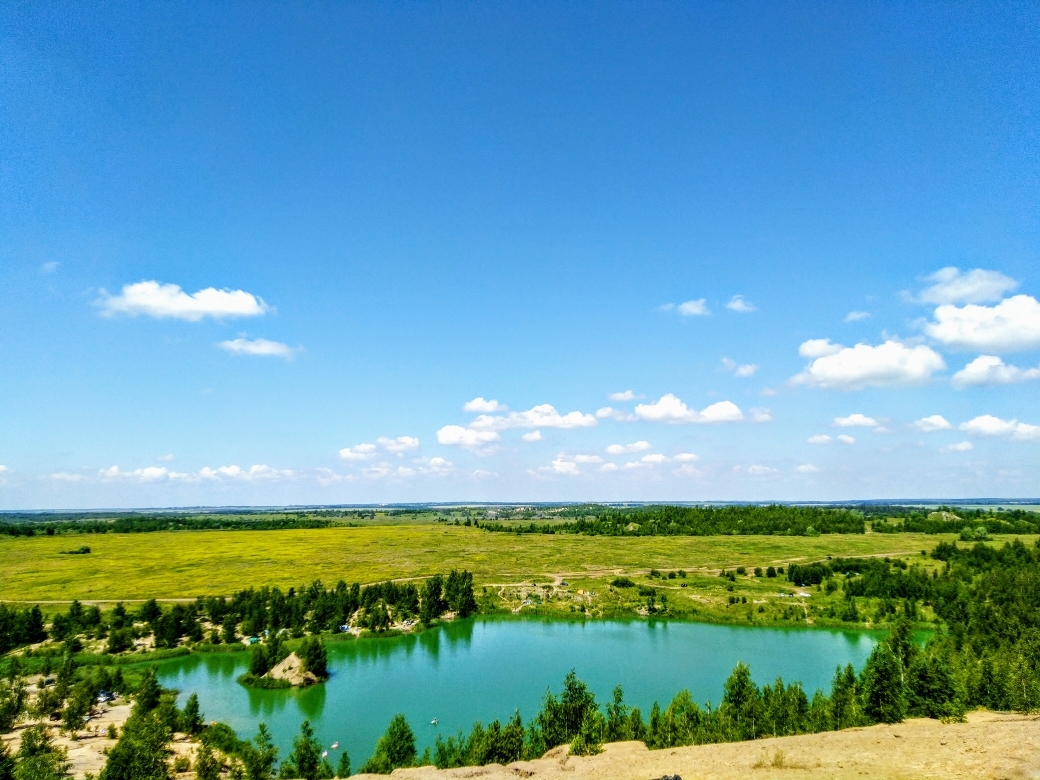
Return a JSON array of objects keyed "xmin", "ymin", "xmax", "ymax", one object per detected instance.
[{"xmin": 154, "ymin": 617, "xmax": 882, "ymax": 766}]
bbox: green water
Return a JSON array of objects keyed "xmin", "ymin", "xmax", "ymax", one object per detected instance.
[{"xmin": 154, "ymin": 616, "xmax": 881, "ymax": 766}]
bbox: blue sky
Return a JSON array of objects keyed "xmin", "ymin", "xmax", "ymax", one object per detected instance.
[{"xmin": 2, "ymin": 2, "xmax": 1038, "ymax": 508}]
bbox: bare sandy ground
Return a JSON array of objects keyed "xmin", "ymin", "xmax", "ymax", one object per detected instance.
[{"xmin": 358, "ymin": 711, "xmax": 1040, "ymax": 780}]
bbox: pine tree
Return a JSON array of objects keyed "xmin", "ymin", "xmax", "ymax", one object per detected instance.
[
  {"xmin": 181, "ymin": 693, "xmax": 204, "ymax": 735},
  {"xmin": 861, "ymin": 644, "xmax": 906, "ymax": 723},
  {"xmin": 134, "ymin": 667, "xmax": 162, "ymax": 713},
  {"xmin": 336, "ymin": 750, "xmax": 350, "ymax": 778}
]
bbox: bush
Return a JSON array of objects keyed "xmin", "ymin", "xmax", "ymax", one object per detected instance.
[{"xmin": 610, "ymin": 577, "xmax": 635, "ymax": 588}]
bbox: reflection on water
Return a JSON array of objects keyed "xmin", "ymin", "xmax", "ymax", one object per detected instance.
[{"xmin": 154, "ymin": 616, "xmax": 881, "ymax": 767}]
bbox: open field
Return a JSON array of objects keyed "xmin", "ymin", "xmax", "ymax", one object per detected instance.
[
  {"xmin": 375, "ymin": 711, "xmax": 1040, "ymax": 780},
  {"xmin": 0, "ymin": 525, "xmax": 1035, "ymax": 602}
]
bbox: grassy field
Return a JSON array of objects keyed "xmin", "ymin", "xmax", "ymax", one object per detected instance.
[{"xmin": 2, "ymin": 524, "xmax": 1034, "ymax": 603}]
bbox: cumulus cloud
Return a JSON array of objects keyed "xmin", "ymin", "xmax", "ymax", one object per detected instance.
[
  {"xmin": 218, "ymin": 338, "xmax": 297, "ymax": 359},
  {"xmin": 608, "ymin": 390, "xmax": 636, "ymax": 401},
  {"xmin": 573, "ymin": 454, "xmax": 603, "ymax": 464},
  {"xmin": 50, "ymin": 472, "xmax": 86, "ymax": 482},
  {"xmin": 595, "ymin": 407, "xmax": 635, "ymax": 421},
  {"xmin": 792, "ymin": 340, "xmax": 945, "ymax": 389},
  {"xmin": 959, "ymin": 415, "xmax": 1040, "ymax": 442},
  {"xmin": 605, "ymin": 441, "xmax": 652, "ymax": 455},
  {"xmin": 663, "ymin": 298, "xmax": 710, "ymax": 316},
  {"xmin": 797, "ymin": 464, "xmax": 819, "ymax": 473},
  {"xmin": 749, "ymin": 407, "xmax": 773, "ymax": 423},
  {"xmin": 470, "ymin": 404, "xmax": 597, "ymax": 431},
  {"xmin": 551, "ymin": 457, "xmax": 580, "ymax": 475},
  {"xmin": 925, "ymin": 295, "xmax": 1040, "ymax": 352},
  {"xmin": 339, "ymin": 443, "xmax": 377, "ymax": 460},
  {"xmin": 100, "ymin": 465, "xmax": 182, "ymax": 482},
  {"xmin": 913, "ymin": 415, "xmax": 952, "ymax": 432},
  {"xmin": 463, "ymin": 397, "xmax": 507, "ymax": 413},
  {"xmin": 844, "ymin": 311, "xmax": 870, "ymax": 322},
  {"xmin": 436, "ymin": 425, "xmax": 501, "ymax": 447},
  {"xmin": 635, "ymin": 394, "xmax": 743, "ymax": 424},
  {"xmin": 98, "ymin": 281, "xmax": 269, "ymax": 320},
  {"xmin": 521, "ymin": 431, "xmax": 543, "ymax": 442},
  {"xmin": 917, "ymin": 267, "xmax": 1018, "ymax": 305},
  {"xmin": 951, "ymin": 355, "xmax": 1040, "ymax": 388},
  {"xmin": 747, "ymin": 465, "xmax": 778, "ymax": 475},
  {"xmin": 419, "ymin": 456, "xmax": 454, "ymax": 474},
  {"xmin": 726, "ymin": 295, "xmax": 756, "ymax": 313},
  {"xmin": 600, "ymin": 463, "xmax": 620, "ymax": 472},
  {"xmin": 198, "ymin": 464, "xmax": 294, "ymax": 481},
  {"xmin": 673, "ymin": 452, "xmax": 699, "ymax": 462},
  {"xmin": 376, "ymin": 436, "xmax": 420, "ymax": 454},
  {"xmin": 834, "ymin": 413, "xmax": 878, "ymax": 428},
  {"xmin": 942, "ymin": 441, "xmax": 974, "ymax": 453},
  {"xmin": 721, "ymin": 357, "xmax": 757, "ymax": 377},
  {"xmin": 673, "ymin": 463, "xmax": 702, "ymax": 476},
  {"xmin": 837, "ymin": 434, "xmax": 856, "ymax": 444},
  {"xmin": 808, "ymin": 435, "xmax": 833, "ymax": 444}
]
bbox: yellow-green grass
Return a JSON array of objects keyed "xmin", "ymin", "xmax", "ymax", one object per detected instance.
[{"xmin": 3, "ymin": 526, "xmax": 1035, "ymax": 603}]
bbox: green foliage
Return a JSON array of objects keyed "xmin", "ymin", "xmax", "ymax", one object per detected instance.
[
  {"xmin": 281, "ymin": 720, "xmax": 333, "ymax": 780},
  {"xmin": 360, "ymin": 714, "xmax": 416, "ymax": 774},
  {"xmin": 335, "ymin": 751, "xmax": 350, "ymax": 778},
  {"xmin": 444, "ymin": 570, "xmax": 478, "ymax": 617},
  {"xmin": 98, "ymin": 711, "xmax": 171, "ymax": 780},
  {"xmin": 298, "ymin": 637, "xmax": 328, "ymax": 678},
  {"xmin": 181, "ymin": 693, "xmax": 204, "ymax": 735},
  {"xmin": 194, "ymin": 747, "xmax": 220, "ymax": 780},
  {"xmin": 861, "ymin": 643, "xmax": 907, "ymax": 723},
  {"xmin": 241, "ymin": 723, "xmax": 279, "ymax": 780},
  {"xmin": 419, "ymin": 575, "xmax": 445, "ymax": 624},
  {"xmin": 610, "ymin": 577, "xmax": 635, "ymax": 588}
]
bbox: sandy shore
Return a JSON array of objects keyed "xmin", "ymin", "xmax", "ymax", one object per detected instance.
[{"xmin": 356, "ymin": 710, "xmax": 1040, "ymax": 780}]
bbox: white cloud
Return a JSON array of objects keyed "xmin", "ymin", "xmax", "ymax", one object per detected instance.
[
  {"xmin": 726, "ymin": 295, "xmax": 756, "ymax": 313},
  {"xmin": 796, "ymin": 464, "xmax": 819, "ymax": 473},
  {"xmin": 521, "ymin": 430, "xmax": 543, "ymax": 442},
  {"xmin": 99, "ymin": 465, "xmax": 179, "ymax": 482},
  {"xmin": 913, "ymin": 415, "xmax": 952, "ymax": 432},
  {"xmin": 844, "ymin": 311, "xmax": 870, "ymax": 322},
  {"xmin": 917, "ymin": 267, "xmax": 1018, "ymax": 305},
  {"xmin": 925, "ymin": 295, "xmax": 1040, "ymax": 352},
  {"xmin": 339, "ymin": 443, "xmax": 378, "ymax": 460},
  {"xmin": 98, "ymin": 281, "xmax": 269, "ymax": 320},
  {"xmin": 942, "ymin": 441, "xmax": 974, "ymax": 452},
  {"xmin": 419, "ymin": 456, "xmax": 454, "ymax": 474},
  {"xmin": 951, "ymin": 355, "xmax": 1040, "ymax": 388},
  {"xmin": 799, "ymin": 339, "xmax": 844, "ymax": 358},
  {"xmin": 376, "ymin": 436, "xmax": 420, "ymax": 454},
  {"xmin": 605, "ymin": 441, "xmax": 652, "ymax": 455},
  {"xmin": 155, "ymin": 454, "xmax": 176, "ymax": 462},
  {"xmin": 0, "ymin": 465, "xmax": 7, "ymax": 473},
  {"xmin": 608, "ymin": 390, "xmax": 636, "ymax": 401},
  {"xmin": 837, "ymin": 434, "xmax": 856, "ymax": 444},
  {"xmin": 472, "ymin": 469, "xmax": 498, "ymax": 478},
  {"xmin": 470, "ymin": 404, "xmax": 597, "ymax": 431},
  {"xmin": 833, "ymin": 413, "xmax": 878, "ymax": 428},
  {"xmin": 197, "ymin": 464, "xmax": 294, "ymax": 481},
  {"xmin": 436, "ymin": 425, "xmax": 501, "ymax": 447},
  {"xmin": 599, "ymin": 463, "xmax": 620, "ymax": 472},
  {"xmin": 40, "ymin": 261, "xmax": 59, "ymax": 274},
  {"xmin": 218, "ymin": 338, "xmax": 297, "ymax": 359},
  {"xmin": 721, "ymin": 357, "xmax": 757, "ymax": 377},
  {"xmin": 807, "ymin": 435, "xmax": 832, "ymax": 444},
  {"xmin": 959, "ymin": 415, "xmax": 1040, "ymax": 442},
  {"xmin": 551, "ymin": 457, "xmax": 580, "ymax": 475},
  {"xmin": 749, "ymin": 407, "xmax": 773, "ymax": 423},
  {"xmin": 595, "ymin": 406, "xmax": 634, "ymax": 421},
  {"xmin": 463, "ymin": 397, "xmax": 507, "ymax": 413},
  {"xmin": 573, "ymin": 454, "xmax": 603, "ymax": 464},
  {"xmin": 640, "ymin": 453, "xmax": 668, "ymax": 464},
  {"xmin": 792, "ymin": 340, "xmax": 945, "ymax": 389},
  {"xmin": 50, "ymin": 472, "xmax": 86, "ymax": 482},
  {"xmin": 635, "ymin": 394, "xmax": 743, "ymax": 424},
  {"xmin": 673, "ymin": 463, "xmax": 702, "ymax": 476},
  {"xmin": 747, "ymin": 464, "xmax": 778, "ymax": 475},
  {"xmin": 673, "ymin": 452, "xmax": 699, "ymax": 462},
  {"xmin": 676, "ymin": 299, "xmax": 709, "ymax": 316}
]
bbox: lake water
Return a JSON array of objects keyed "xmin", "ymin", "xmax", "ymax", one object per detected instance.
[{"xmin": 154, "ymin": 616, "xmax": 881, "ymax": 766}]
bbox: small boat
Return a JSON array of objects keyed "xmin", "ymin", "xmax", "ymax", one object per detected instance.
[
  {"xmin": 330, "ymin": 742, "xmax": 339, "ymax": 750},
  {"xmin": 431, "ymin": 718, "xmax": 438, "ymax": 725},
  {"xmin": 322, "ymin": 751, "xmax": 328, "ymax": 758}
]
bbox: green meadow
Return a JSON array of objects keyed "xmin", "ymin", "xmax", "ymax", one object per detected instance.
[{"xmin": 2, "ymin": 523, "xmax": 1033, "ymax": 603}]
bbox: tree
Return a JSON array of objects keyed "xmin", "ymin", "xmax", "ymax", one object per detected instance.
[
  {"xmin": 299, "ymin": 637, "xmax": 328, "ymax": 679},
  {"xmin": 360, "ymin": 714, "xmax": 416, "ymax": 774},
  {"xmin": 861, "ymin": 643, "xmax": 906, "ymax": 724},
  {"xmin": 181, "ymin": 693, "xmax": 204, "ymax": 735},
  {"xmin": 444, "ymin": 571, "xmax": 477, "ymax": 618},
  {"xmin": 604, "ymin": 686, "xmax": 630, "ymax": 742},
  {"xmin": 336, "ymin": 751, "xmax": 350, "ymax": 778},
  {"xmin": 249, "ymin": 644, "xmax": 270, "ymax": 677},
  {"xmin": 0, "ymin": 741, "xmax": 14, "ymax": 780},
  {"xmin": 243, "ymin": 723, "xmax": 278, "ymax": 780},
  {"xmin": 830, "ymin": 664, "xmax": 862, "ymax": 729},
  {"xmin": 222, "ymin": 617, "xmax": 237, "ymax": 645},
  {"xmin": 16, "ymin": 725, "xmax": 69, "ymax": 780},
  {"xmin": 134, "ymin": 667, "xmax": 162, "ymax": 714},
  {"xmin": 721, "ymin": 662, "xmax": 764, "ymax": 740},
  {"xmin": 194, "ymin": 747, "xmax": 220, "ymax": 780},
  {"xmin": 283, "ymin": 720, "xmax": 332, "ymax": 780},
  {"xmin": 100, "ymin": 713, "xmax": 172, "ymax": 780},
  {"xmin": 419, "ymin": 576, "xmax": 445, "ymax": 624}
]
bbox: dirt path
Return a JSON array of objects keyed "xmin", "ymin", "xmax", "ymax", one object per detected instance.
[{"xmin": 357, "ymin": 711, "xmax": 1039, "ymax": 780}]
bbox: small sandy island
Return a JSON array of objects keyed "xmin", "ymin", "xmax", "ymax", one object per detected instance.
[
  {"xmin": 265, "ymin": 652, "xmax": 320, "ymax": 687},
  {"xmin": 355, "ymin": 711, "xmax": 1039, "ymax": 780}
]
